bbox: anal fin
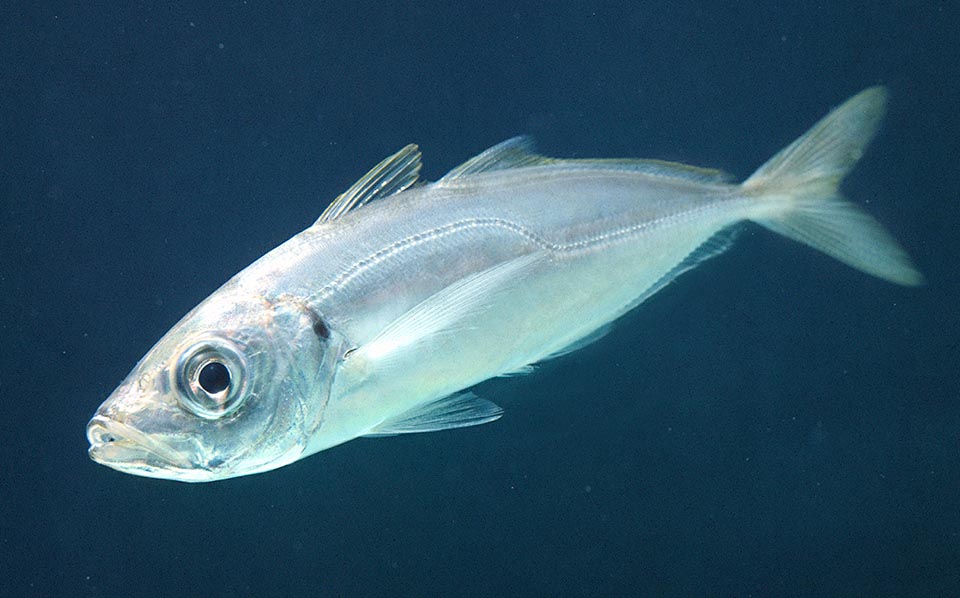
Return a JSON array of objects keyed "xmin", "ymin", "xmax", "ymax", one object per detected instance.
[{"xmin": 621, "ymin": 225, "xmax": 742, "ymax": 314}]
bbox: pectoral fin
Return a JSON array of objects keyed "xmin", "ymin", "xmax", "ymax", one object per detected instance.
[
  {"xmin": 355, "ymin": 252, "xmax": 547, "ymax": 368},
  {"xmin": 364, "ymin": 392, "xmax": 503, "ymax": 436}
]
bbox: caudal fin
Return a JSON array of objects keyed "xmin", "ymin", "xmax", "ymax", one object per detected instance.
[{"xmin": 742, "ymin": 87, "xmax": 923, "ymax": 286}]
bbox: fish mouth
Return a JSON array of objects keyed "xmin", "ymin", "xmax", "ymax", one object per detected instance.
[{"xmin": 87, "ymin": 415, "xmax": 199, "ymax": 479}]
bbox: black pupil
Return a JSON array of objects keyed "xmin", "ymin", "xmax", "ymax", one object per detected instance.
[{"xmin": 198, "ymin": 361, "xmax": 230, "ymax": 394}]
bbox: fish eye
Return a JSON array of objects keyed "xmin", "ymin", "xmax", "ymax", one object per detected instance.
[
  {"xmin": 175, "ymin": 340, "xmax": 248, "ymax": 419},
  {"xmin": 198, "ymin": 361, "xmax": 230, "ymax": 394}
]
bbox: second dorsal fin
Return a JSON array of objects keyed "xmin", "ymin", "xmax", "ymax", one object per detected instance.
[
  {"xmin": 439, "ymin": 136, "xmax": 732, "ymax": 184},
  {"xmin": 558, "ymin": 158, "xmax": 733, "ymax": 183},
  {"xmin": 439, "ymin": 136, "xmax": 553, "ymax": 182},
  {"xmin": 315, "ymin": 144, "xmax": 422, "ymax": 225}
]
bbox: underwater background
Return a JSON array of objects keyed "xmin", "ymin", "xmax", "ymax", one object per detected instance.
[{"xmin": 2, "ymin": 2, "xmax": 958, "ymax": 596}]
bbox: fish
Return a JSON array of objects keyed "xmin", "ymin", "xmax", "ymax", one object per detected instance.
[{"xmin": 87, "ymin": 87, "xmax": 922, "ymax": 482}]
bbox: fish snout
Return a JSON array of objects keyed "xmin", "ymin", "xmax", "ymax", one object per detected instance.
[
  {"xmin": 86, "ymin": 414, "xmax": 194, "ymax": 474},
  {"xmin": 86, "ymin": 414, "xmax": 128, "ymax": 449}
]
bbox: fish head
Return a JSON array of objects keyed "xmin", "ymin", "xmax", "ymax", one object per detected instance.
[{"xmin": 87, "ymin": 286, "xmax": 344, "ymax": 482}]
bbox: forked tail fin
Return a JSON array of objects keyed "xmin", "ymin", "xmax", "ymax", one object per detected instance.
[{"xmin": 742, "ymin": 87, "xmax": 923, "ymax": 286}]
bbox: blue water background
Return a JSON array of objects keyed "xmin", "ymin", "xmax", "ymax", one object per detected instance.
[{"xmin": 2, "ymin": 2, "xmax": 958, "ymax": 596}]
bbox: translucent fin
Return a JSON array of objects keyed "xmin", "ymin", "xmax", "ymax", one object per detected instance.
[
  {"xmin": 356, "ymin": 252, "xmax": 547, "ymax": 367},
  {"xmin": 439, "ymin": 135, "xmax": 731, "ymax": 184},
  {"xmin": 498, "ymin": 322, "xmax": 614, "ymax": 376},
  {"xmin": 498, "ymin": 229, "xmax": 735, "ymax": 375},
  {"xmin": 752, "ymin": 196, "xmax": 923, "ymax": 285},
  {"xmin": 533, "ymin": 324, "xmax": 615, "ymax": 365},
  {"xmin": 315, "ymin": 144, "xmax": 422, "ymax": 224},
  {"xmin": 743, "ymin": 87, "xmax": 923, "ymax": 286},
  {"xmin": 498, "ymin": 364, "xmax": 537, "ymax": 378},
  {"xmin": 558, "ymin": 158, "xmax": 732, "ymax": 183},
  {"xmin": 363, "ymin": 392, "xmax": 503, "ymax": 436},
  {"xmin": 622, "ymin": 226, "xmax": 741, "ymax": 313},
  {"xmin": 439, "ymin": 136, "xmax": 551, "ymax": 182},
  {"xmin": 744, "ymin": 88, "xmax": 887, "ymax": 191}
]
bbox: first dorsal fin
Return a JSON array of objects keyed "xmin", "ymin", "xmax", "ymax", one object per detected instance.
[
  {"xmin": 439, "ymin": 136, "xmax": 553, "ymax": 182},
  {"xmin": 314, "ymin": 144, "xmax": 422, "ymax": 225}
]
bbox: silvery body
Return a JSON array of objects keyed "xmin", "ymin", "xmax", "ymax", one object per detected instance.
[{"xmin": 88, "ymin": 88, "xmax": 922, "ymax": 482}]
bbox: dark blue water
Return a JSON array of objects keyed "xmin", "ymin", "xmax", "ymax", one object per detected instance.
[{"xmin": 3, "ymin": 2, "xmax": 958, "ymax": 596}]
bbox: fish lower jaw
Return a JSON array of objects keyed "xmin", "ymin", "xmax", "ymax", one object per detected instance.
[{"xmin": 86, "ymin": 415, "xmax": 199, "ymax": 480}]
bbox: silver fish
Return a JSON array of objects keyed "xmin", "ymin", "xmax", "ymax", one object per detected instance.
[{"xmin": 87, "ymin": 87, "xmax": 921, "ymax": 482}]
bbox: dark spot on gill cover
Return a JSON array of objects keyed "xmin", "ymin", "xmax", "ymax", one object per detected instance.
[
  {"xmin": 308, "ymin": 309, "xmax": 330, "ymax": 340},
  {"xmin": 278, "ymin": 295, "xmax": 330, "ymax": 341}
]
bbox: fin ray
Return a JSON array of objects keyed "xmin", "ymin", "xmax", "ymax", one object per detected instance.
[
  {"xmin": 743, "ymin": 86, "xmax": 923, "ymax": 286},
  {"xmin": 440, "ymin": 136, "xmax": 731, "ymax": 184},
  {"xmin": 543, "ymin": 323, "xmax": 615, "ymax": 362},
  {"xmin": 364, "ymin": 392, "xmax": 503, "ymax": 436},
  {"xmin": 558, "ymin": 158, "xmax": 732, "ymax": 183},
  {"xmin": 356, "ymin": 252, "xmax": 547, "ymax": 367},
  {"xmin": 315, "ymin": 144, "xmax": 422, "ymax": 224},
  {"xmin": 621, "ymin": 226, "xmax": 742, "ymax": 315},
  {"xmin": 439, "ymin": 136, "xmax": 551, "ymax": 182}
]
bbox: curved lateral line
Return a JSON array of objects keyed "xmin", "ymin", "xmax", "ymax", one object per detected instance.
[{"xmin": 310, "ymin": 207, "xmax": 712, "ymax": 303}]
